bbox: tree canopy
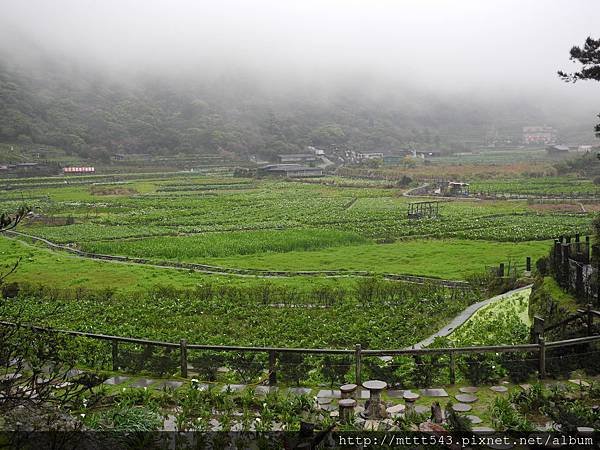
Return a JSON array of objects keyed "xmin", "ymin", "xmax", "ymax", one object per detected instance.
[{"xmin": 558, "ymin": 36, "xmax": 600, "ymax": 137}]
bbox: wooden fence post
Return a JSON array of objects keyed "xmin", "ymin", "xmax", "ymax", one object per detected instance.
[
  {"xmin": 354, "ymin": 344, "xmax": 362, "ymax": 385},
  {"xmin": 585, "ymin": 236, "xmax": 591, "ymax": 264},
  {"xmin": 498, "ymin": 263, "xmax": 505, "ymax": 277},
  {"xmin": 526, "ymin": 256, "xmax": 531, "ymax": 273},
  {"xmin": 532, "ymin": 316, "xmax": 545, "ymax": 344},
  {"xmin": 576, "ymin": 264, "xmax": 584, "ymax": 298},
  {"xmin": 449, "ymin": 352, "xmax": 456, "ymax": 384},
  {"xmin": 111, "ymin": 339, "xmax": 118, "ymax": 371},
  {"xmin": 538, "ymin": 337, "xmax": 546, "ymax": 379},
  {"xmin": 180, "ymin": 339, "xmax": 188, "ymax": 378},
  {"xmin": 562, "ymin": 243, "xmax": 571, "ymax": 289},
  {"xmin": 269, "ymin": 351, "xmax": 277, "ymax": 386}
]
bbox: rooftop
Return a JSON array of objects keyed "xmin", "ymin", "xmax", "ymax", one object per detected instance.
[
  {"xmin": 277, "ymin": 153, "xmax": 315, "ymax": 158},
  {"xmin": 261, "ymin": 164, "xmax": 319, "ymax": 171}
]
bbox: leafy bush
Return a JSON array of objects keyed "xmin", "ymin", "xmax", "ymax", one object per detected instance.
[
  {"xmin": 85, "ymin": 405, "xmax": 162, "ymax": 431},
  {"xmin": 489, "ymin": 397, "xmax": 535, "ymax": 432},
  {"xmin": 510, "ymin": 383, "xmax": 548, "ymax": 414},
  {"xmin": 460, "ymin": 353, "xmax": 503, "ymax": 385}
]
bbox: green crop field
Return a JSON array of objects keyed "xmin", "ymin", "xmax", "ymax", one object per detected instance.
[
  {"xmin": 0, "ymin": 172, "xmax": 594, "ymax": 348},
  {"xmin": 2, "ymin": 174, "xmax": 592, "ymax": 278},
  {"xmin": 469, "ymin": 176, "xmax": 600, "ymax": 196}
]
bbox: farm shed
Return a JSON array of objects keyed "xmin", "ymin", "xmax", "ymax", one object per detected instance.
[
  {"xmin": 444, "ymin": 181, "xmax": 470, "ymax": 196},
  {"xmin": 258, "ymin": 164, "xmax": 323, "ymax": 178},
  {"xmin": 546, "ymin": 145, "xmax": 570, "ymax": 155},
  {"xmin": 277, "ymin": 153, "xmax": 316, "ymax": 164}
]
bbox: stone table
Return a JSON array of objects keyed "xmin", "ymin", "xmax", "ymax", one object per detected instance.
[
  {"xmin": 339, "ymin": 399, "xmax": 357, "ymax": 423},
  {"xmin": 362, "ymin": 380, "xmax": 387, "ymax": 419},
  {"xmin": 340, "ymin": 383, "xmax": 357, "ymax": 399},
  {"xmin": 403, "ymin": 390, "xmax": 420, "ymax": 414}
]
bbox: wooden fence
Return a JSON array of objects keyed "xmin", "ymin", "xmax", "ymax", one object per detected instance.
[
  {"xmin": 2, "ymin": 317, "xmax": 598, "ymax": 386},
  {"xmin": 549, "ymin": 234, "xmax": 599, "ymax": 305}
]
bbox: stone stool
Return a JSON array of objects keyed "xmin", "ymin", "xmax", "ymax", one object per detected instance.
[
  {"xmin": 340, "ymin": 383, "xmax": 357, "ymax": 399},
  {"xmin": 362, "ymin": 380, "xmax": 387, "ymax": 419},
  {"xmin": 403, "ymin": 391, "xmax": 420, "ymax": 414},
  {"xmin": 338, "ymin": 398, "xmax": 357, "ymax": 423}
]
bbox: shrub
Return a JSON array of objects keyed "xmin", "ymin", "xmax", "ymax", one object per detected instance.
[
  {"xmin": 459, "ymin": 353, "xmax": 503, "ymax": 385},
  {"xmin": 85, "ymin": 405, "xmax": 162, "ymax": 431},
  {"xmin": 535, "ymin": 256, "xmax": 549, "ymax": 276},
  {"xmin": 489, "ymin": 397, "xmax": 535, "ymax": 432},
  {"xmin": 1, "ymin": 282, "xmax": 19, "ymax": 298}
]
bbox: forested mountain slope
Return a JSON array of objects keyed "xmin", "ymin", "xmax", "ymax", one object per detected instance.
[{"xmin": 0, "ymin": 59, "xmax": 587, "ymax": 161}]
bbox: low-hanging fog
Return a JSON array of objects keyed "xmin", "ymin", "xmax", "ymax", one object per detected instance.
[{"xmin": 0, "ymin": 0, "xmax": 599, "ymax": 156}]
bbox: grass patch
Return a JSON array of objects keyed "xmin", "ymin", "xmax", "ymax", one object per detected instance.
[
  {"xmin": 200, "ymin": 239, "xmax": 551, "ymax": 279},
  {"xmin": 0, "ymin": 237, "xmax": 352, "ymax": 292}
]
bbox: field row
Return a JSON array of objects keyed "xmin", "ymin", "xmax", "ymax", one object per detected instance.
[
  {"xmin": 3, "ymin": 274, "xmax": 479, "ymax": 348},
  {"xmin": 2, "ymin": 233, "xmax": 549, "ymax": 280},
  {"xmin": 469, "ymin": 177, "xmax": 600, "ymax": 195}
]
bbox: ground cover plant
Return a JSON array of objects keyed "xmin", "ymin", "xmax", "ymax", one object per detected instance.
[
  {"xmin": 447, "ymin": 289, "xmax": 531, "ymax": 346},
  {"xmin": 197, "ymin": 239, "xmax": 548, "ymax": 279}
]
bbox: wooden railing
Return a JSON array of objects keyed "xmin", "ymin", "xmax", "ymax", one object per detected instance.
[
  {"xmin": 533, "ymin": 304, "xmax": 599, "ymax": 335},
  {"xmin": 2, "ymin": 320, "xmax": 599, "ymax": 386}
]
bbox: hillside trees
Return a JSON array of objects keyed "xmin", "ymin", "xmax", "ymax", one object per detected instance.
[{"xmin": 0, "ymin": 59, "xmax": 570, "ymax": 161}]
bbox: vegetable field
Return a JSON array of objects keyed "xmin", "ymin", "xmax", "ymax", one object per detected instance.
[
  {"xmin": 0, "ymin": 171, "xmax": 595, "ymax": 350},
  {"xmin": 3, "ymin": 173, "xmax": 592, "ymax": 278},
  {"xmin": 470, "ymin": 177, "xmax": 600, "ymax": 196}
]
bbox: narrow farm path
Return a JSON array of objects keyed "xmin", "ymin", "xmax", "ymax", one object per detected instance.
[
  {"xmin": 409, "ymin": 284, "xmax": 533, "ymax": 349},
  {"xmin": 3, "ymin": 231, "xmax": 468, "ymax": 286},
  {"xmin": 402, "ymin": 183, "xmax": 481, "ymax": 201},
  {"xmin": 402, "ymin": 183, "xmax": 430, "ymax": 197}
]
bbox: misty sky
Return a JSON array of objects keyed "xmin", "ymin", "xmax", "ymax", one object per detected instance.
[{"xmin": 1, "ymin": 0, "xmax": 599, "ymax": 100}]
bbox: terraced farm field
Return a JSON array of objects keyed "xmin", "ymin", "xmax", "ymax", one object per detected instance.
[
  {"xmin": 0, "ymin": 172, "xmax": 593, "ymax": 348},
  {"xmin": 469, "ymin": 176, "xmax": 600, "ymax": 196},
  {"xmin": 2, "ymin": 173, "xmax": 592, "ymax": 280}
]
